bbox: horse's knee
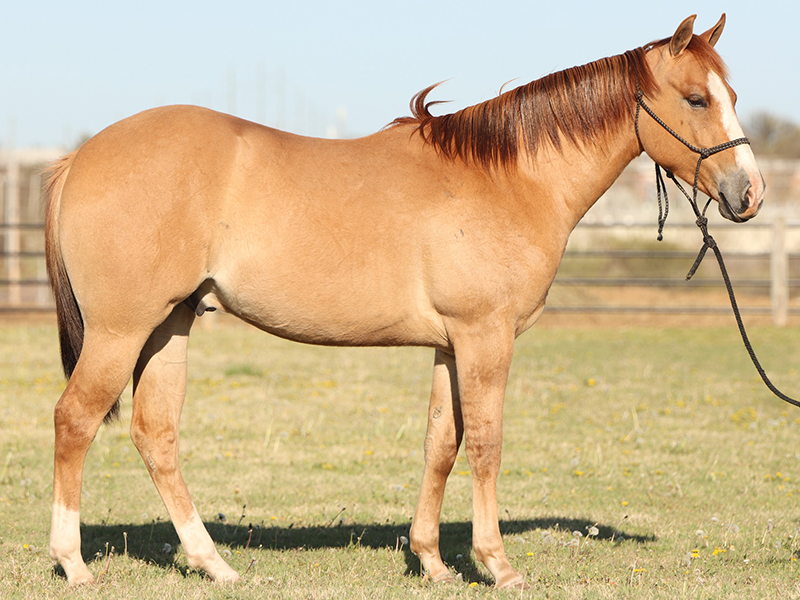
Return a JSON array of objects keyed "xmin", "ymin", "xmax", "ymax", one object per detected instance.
[
  {"xmin": 424, "ymin": 434, "xmax": 459, "ymax": 473},
  {"xmin": 53, "ymin": 397, "xmax": 80, "ymax": 438},
  {"xmin": 464, "ymin": 436, "xmax": 502, "ymax": 477},
  {"xmin": 53, "ymin": 344, "xmax": 140, "ymax": 444}
]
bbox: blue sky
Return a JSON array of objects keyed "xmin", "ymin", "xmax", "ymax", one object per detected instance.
[{"xmin": 2, "ymin": 1, "xmax": 797, "ymax": 147}]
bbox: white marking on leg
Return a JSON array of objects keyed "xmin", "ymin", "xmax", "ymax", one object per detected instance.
[
  {"xmin": 50, "ymin": 503, "xmax": 94, "ymax": 584},
  {"xmin": 174, "ymin": 505, "xmax": 240, "ymax": 582}
]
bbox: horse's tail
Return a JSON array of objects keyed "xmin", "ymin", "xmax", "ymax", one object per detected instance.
[{"xmin": 44, "ymin": 152, "xmax": 84, "ymax": 379}]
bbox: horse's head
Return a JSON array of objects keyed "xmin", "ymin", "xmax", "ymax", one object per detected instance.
[{"xmin": 638, "ymin": 14, "xmax": 764, "ymax": 222}]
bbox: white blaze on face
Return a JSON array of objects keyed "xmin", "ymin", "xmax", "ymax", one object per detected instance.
[{"xmin": 707, "ymin": 71, "xmax": 761, "ymax": 186}]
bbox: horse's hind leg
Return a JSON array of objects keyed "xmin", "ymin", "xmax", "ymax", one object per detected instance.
[
  {"xmin": 410, "ymin": 349, "xmax": 463, "ymax": 582},
  {"xmin": 50, "ymin": 331, "xmax": 145, "ymax": 584},
  {"xmin": 130, "ymin": 304, "xmax": 239, "ymax": 582}
]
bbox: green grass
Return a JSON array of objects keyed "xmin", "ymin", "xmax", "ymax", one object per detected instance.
[{"xmin": 2, "ymin": 316, "xmax": 800, "ymax": 598}]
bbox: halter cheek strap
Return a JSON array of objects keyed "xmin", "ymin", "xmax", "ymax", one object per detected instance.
[{"xmin": 634, "ymin": 90, "xmax": 800, "ymax": 410}]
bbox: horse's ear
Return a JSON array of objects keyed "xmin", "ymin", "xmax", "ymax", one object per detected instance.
[
  {"xmin": 699, "ymin": 14, "xmax": 726, "ymax": 48},
  {"xmin": 670, "ymin": 14, "xmax": 696, "ymax": 57}
]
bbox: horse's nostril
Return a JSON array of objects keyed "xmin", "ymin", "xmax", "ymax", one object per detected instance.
[{"xmin": 741, "ymin": 182, "xmax": 754, "ymax": 213}]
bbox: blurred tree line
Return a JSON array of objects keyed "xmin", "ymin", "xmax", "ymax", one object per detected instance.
[{"xmin": 746, "ymin": 112, "xmax": 800, "ymax": 158}]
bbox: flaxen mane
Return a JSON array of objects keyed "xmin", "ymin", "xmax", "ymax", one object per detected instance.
[{"xmin": 395, "ymin": 36, "xmax": 728, "ymax": 169}]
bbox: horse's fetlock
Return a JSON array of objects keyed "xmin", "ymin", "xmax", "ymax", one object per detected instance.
[
  {"xmin": 185, "ymin": 547, "xmax": 217, "ymax": 570},
  {"xmin": 408, "ymin": 523, "xmax": 436, "ymax": 558},
  {"xmin": 48, "ymin": 542, "xmax": 63, "ymax": 563},
  {"xmin": 472, "ymin": 540, "xmax": 502, "ymax": 566},
  {"xmin": 408, "ymin": 534, "xmax": 424, "ymax": 557}
]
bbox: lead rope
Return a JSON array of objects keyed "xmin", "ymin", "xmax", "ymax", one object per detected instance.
[{"xmin": 635, "ymin": 91, "xmax": 800, "ymax": 409}]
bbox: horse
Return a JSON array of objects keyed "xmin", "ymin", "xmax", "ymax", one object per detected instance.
[{"xmin": 44, "ymin": 14, "xmax": 764, "ymax": 589}]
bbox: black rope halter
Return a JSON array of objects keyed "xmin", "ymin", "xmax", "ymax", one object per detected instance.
[{"xmin": 634, "ymin": 90, "xmax": 800, "ymax": 410}]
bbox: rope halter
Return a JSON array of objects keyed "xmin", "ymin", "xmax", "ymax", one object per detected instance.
[{"xmin": 634, "ymin": 89, "xmax": 800, "ymax": 409}]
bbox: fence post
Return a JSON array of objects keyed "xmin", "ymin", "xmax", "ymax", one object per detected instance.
[
  {"xmin": 4, "ymin": 150, "xmax": 21, "ymax": 306},
  {"xmin": 771, "ymin": 216, "xmax": 788, "ymax": 327}
]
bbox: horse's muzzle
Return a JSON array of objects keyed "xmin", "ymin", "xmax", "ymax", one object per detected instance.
[{"xmin": 717, "ymin": 169, "xmax": 765, "ymax": 223}]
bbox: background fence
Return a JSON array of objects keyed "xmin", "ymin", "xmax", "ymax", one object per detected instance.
[
  {"xmin": 1, "ymin": 148, "xmax": 61, "ymax": 312},
  {"xmin": 2, "ymin": 150, "xmax": 800, "ymax": 324},
  {"xmin": 549, "ymin": 219, "xmax": 799, "ymax": 325}
]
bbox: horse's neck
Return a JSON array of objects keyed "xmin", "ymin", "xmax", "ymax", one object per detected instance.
[{"xmin": 518, "ymin": 124, "xmax": 641, "ymax": 230}]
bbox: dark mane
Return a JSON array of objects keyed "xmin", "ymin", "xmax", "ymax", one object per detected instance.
[{"xmin": 393, "ymin": 36, "xmax": 728, "ymax": 169}]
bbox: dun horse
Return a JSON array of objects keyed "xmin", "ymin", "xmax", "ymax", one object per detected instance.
[{"xmin": 45, "ymin": 15, "xmax": 764, "ymax": 588}]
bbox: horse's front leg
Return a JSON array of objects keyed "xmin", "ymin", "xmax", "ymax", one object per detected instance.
[
  {"xmin": 410, "ymin": 349, "xmax": 462, "ymax": 582},
  {"xmin": 454, "ymin": 326, "xmax": 526, "ymax": 590}
]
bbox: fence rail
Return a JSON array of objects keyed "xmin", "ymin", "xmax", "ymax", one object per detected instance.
[
  {"xmin": 546, "ymin": 218, "xmax": 800, "ymax": 324},
  {"xmin": 1, "ymin": 220, "xmax": 799, "ymax": 323},
  {"xmin": 4, "ymin": 150, "xmax": 800, "ymax": 322}
]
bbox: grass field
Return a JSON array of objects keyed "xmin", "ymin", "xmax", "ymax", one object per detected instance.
[{"xmin": 2, "ymin": 314, "xmax": 800, "ymax": 598}]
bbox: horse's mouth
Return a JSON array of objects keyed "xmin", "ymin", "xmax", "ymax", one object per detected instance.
[{"xmin": 718, "ymin": 192, "xmax": 748, "ymax": 223}]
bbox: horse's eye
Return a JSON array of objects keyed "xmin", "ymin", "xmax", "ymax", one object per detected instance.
[{"xmin": 686, "ymin": 95, "xmax": 707, "ymax": 109}]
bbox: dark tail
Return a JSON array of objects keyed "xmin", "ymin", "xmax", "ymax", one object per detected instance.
[
  {"xmin": 44, "ymin": 153, "xmax": 120, "ymax": 423},
  {"xmin": 44, "ymin": 153, "xmax": 83, "ymax": 378}
]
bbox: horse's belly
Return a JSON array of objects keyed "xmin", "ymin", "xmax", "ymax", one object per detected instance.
[{"xmin": 209, "ymin": 268, "xmax": 447, "ymax": 348}]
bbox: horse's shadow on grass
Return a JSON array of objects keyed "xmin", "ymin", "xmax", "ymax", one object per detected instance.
[{"xmin": 73, "ymin": 516, "xmax": 655, "ymax": 585}]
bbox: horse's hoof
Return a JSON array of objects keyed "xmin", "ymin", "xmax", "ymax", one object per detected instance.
[
  {"xmin": 424, "ymin": 570, "xmax": 455, "ymax": 584},
  {"xmin": 210, "ymin": 568, "xmax": 240, "ymax": 584},
  {"xmin": 65, "ymin": 566, "xmax": 95, "ymax": 586},
  {"xmin": 202, "ymin": 557, "xmax": 241, "ymax": 583},
  {"xmin": 496, "ymin": 574, "xmax": 529, "ymax": 590},
  {"xmin": 432, "ymin": 571, "xmax": 455, "ymax": 583}
]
